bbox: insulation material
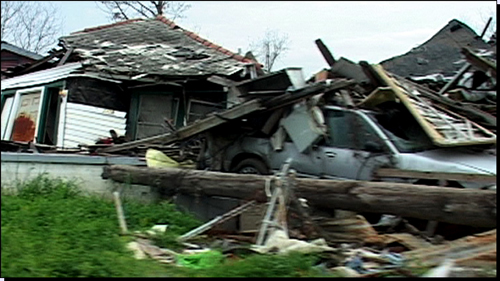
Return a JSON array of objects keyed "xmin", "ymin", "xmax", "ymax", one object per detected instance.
[{"xmin": 62, "ymin": 102, "xmax": 126, "ymax": 148}]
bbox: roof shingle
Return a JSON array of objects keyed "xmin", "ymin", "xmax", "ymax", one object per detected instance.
[{"xmin": 61, "ymin": 16, "xmax": 258, "ymax": 78}]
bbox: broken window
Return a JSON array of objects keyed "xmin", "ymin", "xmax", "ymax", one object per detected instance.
[
  {"xmin": 187, "ymin": 99, "xmax": 224, "ymax": 124},
  {"xmin": 365, "ymin": 102, "xmax": 435, "ymax": 153}
]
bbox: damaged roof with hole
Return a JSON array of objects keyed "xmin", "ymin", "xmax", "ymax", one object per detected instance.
[
  {"xmin": 380, "ymin": 19, "xmax": 495, "ymax": 78},
  {"xmin": 59, "ymin": 16, "xmax": 257, "ymax": 78}
]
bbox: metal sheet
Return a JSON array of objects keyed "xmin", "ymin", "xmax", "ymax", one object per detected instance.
[
  {"xmin": 282, "ymin": 104, "xmax": 326, "ymax": 153},
  {"xmin": 63, "ymin": 102, "xmax": 126, "ymax": 148},
  {"xmin": 1, "ymin": 63, "xmax": 82, "ymax": 91}
]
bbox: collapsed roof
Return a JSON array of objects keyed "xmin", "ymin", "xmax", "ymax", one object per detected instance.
[
  {"xmin": 57, "ymin": 16, "xmax": 260, "ymax": 79},
  {"xmin": 380, "ymin": 19, "xmax": 495, "ymax": 79}
]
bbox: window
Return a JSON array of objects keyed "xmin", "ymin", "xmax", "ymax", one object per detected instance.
[
  {"xmin": 1, "ymin": 87, "xmax": 45, "ymax": 142},
  {"xmin": 1, "ymin": 96, "xmax": 15, "ymax": 139},
  {"xmin": 187, "ymin": 99, "xmax": 224, "ymax": 124},
  {"xmin": 136, "ymin": 94, "xmax": 179, "ymax": 139},
  {"xmin": 324, "ymin": 108, "xmax": 385, "ymax": 151}
]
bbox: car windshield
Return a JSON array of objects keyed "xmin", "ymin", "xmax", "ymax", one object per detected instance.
[{"xmin": 366, "ymin": 111, "xmax": 436, "ymax": 153}]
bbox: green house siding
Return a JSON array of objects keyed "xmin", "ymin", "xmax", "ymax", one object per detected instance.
[{"xmin": 128, "ymin": 90, "xmax": 180, "ymax": 140}]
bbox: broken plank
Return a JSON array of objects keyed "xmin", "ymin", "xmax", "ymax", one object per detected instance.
[
  {"xmin": 375, "ymin": 168, "xmax": 496, "ymax": 183},
  {"xmin": 314, "ymin": 38, "xmax": 336, "ymax": 66},
  {"xmin": 99, "ymin": 99, "xmax": 263, "ymax": 153},
  {"xmin": 437, "ymin": 63, "xmax": 472, "ymax": 96},
  {"xmin": 403, "ymin": 229, "xmax": 496, "ymax": 268},
  {"xmin": 263, "ymin": 79, "xmax": 355, "ymax": 111},
  {"xmin": 102, "ymin": 165, "xmax": 497, "ymax": 228},
  {"xmin": 461, "ymin": 48, "xmax": 496, "ymax": 77}
]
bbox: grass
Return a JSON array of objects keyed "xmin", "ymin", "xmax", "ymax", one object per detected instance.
[{"xmin": 1, "ymin": 175, "xmax": 327, "ymax": 277}]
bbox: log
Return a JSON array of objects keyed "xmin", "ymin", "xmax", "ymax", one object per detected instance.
[{"xmin": 102, "ymin": 165, "xmax": 496, "ymax": 228}]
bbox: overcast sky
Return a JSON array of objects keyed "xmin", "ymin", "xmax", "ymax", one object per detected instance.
[{"xmin": 57, "ymin": 1, "xmax": 496, "ymax": 78}]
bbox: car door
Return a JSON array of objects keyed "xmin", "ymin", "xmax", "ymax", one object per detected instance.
[
  {"xmin": 268, "ymin": 140, "xmax": 324, "ymax": 177},
  {"xmin": 320, "ymin": 108, "xmax": 392, "ymax": 180}
]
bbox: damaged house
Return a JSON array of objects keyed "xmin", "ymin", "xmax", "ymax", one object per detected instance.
[
  {"xmin": 1, "ymin": 16, "xmax": 262, "ymax": 149},
  {"xmin": 380, "ymin": 19, "xmax": 495, "ymax": 82},
  {"xmin": 380, "ymin": 19, "xmax": 497, "ymax": 131}
]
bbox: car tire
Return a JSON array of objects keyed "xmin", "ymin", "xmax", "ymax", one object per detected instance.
[{"xmin": 232, "ymin": 158, "xmax": 269, "ymax": 175}]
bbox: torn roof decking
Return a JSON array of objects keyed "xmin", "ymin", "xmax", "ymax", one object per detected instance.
[
  {"xmin": 99, "ymin": 79, "xmax": 355, "ymax": 153},
  {"xmin": 59, "ymin": 16, "xmax": 258, "ymax": 79}
]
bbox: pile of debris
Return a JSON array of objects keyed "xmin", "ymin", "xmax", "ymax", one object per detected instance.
[{"xmin": 110, "ymin": 161, "xmax": 496, "ymax": 277}]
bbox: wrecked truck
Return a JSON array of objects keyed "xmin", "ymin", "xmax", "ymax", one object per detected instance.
[{"xmin": 209, "ymin": 92, "xmax": 496, "ymax": 190}]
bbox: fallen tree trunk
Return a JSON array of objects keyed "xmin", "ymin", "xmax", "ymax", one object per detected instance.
[{"xmin": 102, "ymin": 165, "xmax": 496, "ymax": 228}]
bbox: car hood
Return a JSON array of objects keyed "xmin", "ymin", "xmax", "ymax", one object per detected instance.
[
  {"xmin": 395, "ymin": 147, "xmax": 496, "ymax": 189},
  {"xmin": 410, "ymin": 147, "xmax": 496, "ymax": 175},
  {"xmin": 398, "ymin": 148, "xmax": 497, "ymax": 175}
]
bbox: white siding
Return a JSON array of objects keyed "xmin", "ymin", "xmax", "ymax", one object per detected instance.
[
  {"xmin": 62, "ymin": 102, "xmax": 126, "ymax": 148},
  {"xmin": 1, "ymin": 63, "xmax": 82, "ymax": 91}
]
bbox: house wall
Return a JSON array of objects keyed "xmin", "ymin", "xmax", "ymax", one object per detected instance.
[
  {"xmin": 61, "ymin": 102, "xmax": 127, "ymax": 148},
  {"xmin": 127, "ymin": 81, "xmax": 226, "ymax": 140},
  {"xmin": 66, "ymin": 77, "xmax": 129, "ymax": 112}
]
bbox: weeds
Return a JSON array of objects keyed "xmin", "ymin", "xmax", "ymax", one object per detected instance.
[
  {"xmin": 1, "ymin": 175, "xmax": 197, "ymax": 277},
  {"xmin": 2, "ymin": 175, "xmax": 324, "ymax": 277}
]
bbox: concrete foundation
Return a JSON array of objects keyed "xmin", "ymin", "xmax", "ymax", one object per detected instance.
[{"xmin": 1, "ymin": 152, "xmax": 256, "ymax": 232}]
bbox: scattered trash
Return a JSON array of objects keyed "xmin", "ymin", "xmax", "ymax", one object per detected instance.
[
  {"xmin": 177, "ymin": 250, "xmax": 225, "ymax": 269},
  {"xmin": 145, "ymin": 224, "xmax": 169, "ymax": 236},
  {"xmin": 252, "ymin": 229, "xmax": 338, "ymax": 255},
  {"xmin": 422, "ymin": 258, "xmax": 455, "ymax": 277},
  {"xmin": 146, "ymin": 148, "xmax": 196, "ymax": 169}
]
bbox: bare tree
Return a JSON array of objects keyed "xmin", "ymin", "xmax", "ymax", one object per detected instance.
[
  {"xmin": 1, "ymin": 1, "xmax": 62, "ymax": 54},
  {"xmin": 96, "ymin": 1, "xmax": 191, "ymax": 21},
  {"xmin": 458, "ymin": 7, "xmax": 496, "ymax": 41},
  {"xmin": 249, "ymin": 29, "xmax": 291, "ymax": 72}
]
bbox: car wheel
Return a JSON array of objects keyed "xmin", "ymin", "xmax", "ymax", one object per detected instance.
[{"xmin": 233, "ymin": 158, "xmax": 269, "ymax": 175}]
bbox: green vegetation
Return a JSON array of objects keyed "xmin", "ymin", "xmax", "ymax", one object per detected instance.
[{"xmin": 1, "ymin": 175, "xmax": 326, "ymax": 277}]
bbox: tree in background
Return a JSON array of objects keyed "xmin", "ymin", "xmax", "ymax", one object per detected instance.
[
  {"xmin": 249, "ymin": 29, "xmax": 291, "ymax": 73},
  {"xmin": 96, "ymin": 1, "xmax": 191, "ymax": 21},
  {"xmin": 1, "ymin": 1, "xmax": 63, "ymax": 54},
  {"xmin": 459, "ymin": 6, "xmax": 496, "ymax": 41}
]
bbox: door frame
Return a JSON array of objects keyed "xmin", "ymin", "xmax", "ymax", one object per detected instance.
[{"xmin": 2, "ymin": 86, "xmax": 46, "ymax": 142}]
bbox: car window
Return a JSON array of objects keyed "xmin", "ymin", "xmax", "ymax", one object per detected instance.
[
  {"xmin": 364, "ymin": 103, "xmax": 435, "ymax": 153},
  {"xmin": 324, "ymin": 109, "xmax": 387, "ymax": 152},
  {"xmin": 324, "ymin": 109, "xmax": 355, "ymax": 149}
]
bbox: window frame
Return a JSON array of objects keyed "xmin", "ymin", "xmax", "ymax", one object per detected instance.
[{"xmin": 186, "ymin": 99, "xmax": 224, "ymax": 123}]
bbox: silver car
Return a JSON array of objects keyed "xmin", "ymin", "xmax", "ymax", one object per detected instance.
[{"xmin": 220, "ymin": 105, "xmax": 496, "ymax": 189}]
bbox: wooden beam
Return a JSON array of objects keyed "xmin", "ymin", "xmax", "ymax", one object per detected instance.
[
  {"xmin": 315, "ymin": 39, "xmax": 336, "ymax": 67},
  {"xmin": 11, "ymin": 49, "xmax": 65, "ymax": 76},
  {"xmin": 461, "ymin": 48, "xmax": 496, "ymax": 78},
  {"xmin": 57, "ymin": 47, "xmax": 74, "ymax": 66},
  {"xmin": 102, "ymin": 165, "xmax": 497, "ymax": 228},
  {"xmin": 437, "ymin": 63, "xmax": 471, "ymax": 96},
  {"xmin": 375, "ymin": 168, "xmax": 496, "ymax": 183}
]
